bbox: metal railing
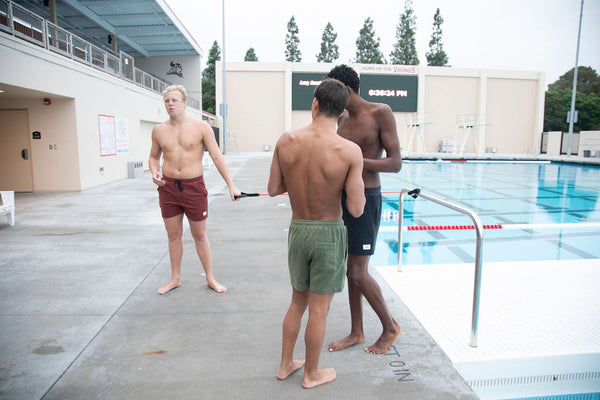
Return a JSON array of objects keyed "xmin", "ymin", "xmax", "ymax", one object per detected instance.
[
  {"xmin": 5, "ymin": 1, "xmax": 44, "ymax": 46},
  {"xmin": 0, "ymin": 0, "xmax": 200, "ymax": 110},
  {"xmin": 398, "ymin": 188, "xmax": 484, "ymax": 348}
]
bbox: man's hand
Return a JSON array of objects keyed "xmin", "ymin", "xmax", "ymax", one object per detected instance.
[
  {"xmin": 230, "ymin": 186, "xmax": 242, "ymax": 201},
  {"xmin": 152, "ymin": 171, "xmax": 165, "ymax": 186}
]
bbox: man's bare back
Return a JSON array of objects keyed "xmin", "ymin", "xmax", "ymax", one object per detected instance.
[{"xmin": 271, "ymin": 126, "xmax": 364, "ymax": 221}]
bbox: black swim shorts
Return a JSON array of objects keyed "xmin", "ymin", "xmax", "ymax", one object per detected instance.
[{"xmin": 341, "ymin": 186, "xmax": 382, "ymax": 256}]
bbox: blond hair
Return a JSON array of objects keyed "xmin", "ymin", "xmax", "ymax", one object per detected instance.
[{"xmin": 163, "ymin": 85, "xmax": 187, "ymax": 102}]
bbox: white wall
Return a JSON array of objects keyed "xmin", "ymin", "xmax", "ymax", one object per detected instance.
[
  {"xmin": 0, "ymin": 33, "xmax": 202, "ymax": 191},
  {"xmin": 578, "ymin": 131, "xmax": 600, "ymax": 156},
  {"xmin": 217, "ymin": 62, "xmax": 545, "ymax": 156},
  {"xmin": 422, "ymin": 73, "xmax": 480, "ymax": 153}
]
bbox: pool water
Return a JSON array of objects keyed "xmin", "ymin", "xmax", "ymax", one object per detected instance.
[
  {"xmin": 371, "ymin": 161, "xmax": 600, "ymax": 266},
  {"xmin": 504, "ymin": 393, "xmax": 600, "ymax": 400}
]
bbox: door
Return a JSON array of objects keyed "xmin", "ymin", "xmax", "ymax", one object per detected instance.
[{"xmin": 0, "ymin": 110, "xmax": 34, "ymax": 191}]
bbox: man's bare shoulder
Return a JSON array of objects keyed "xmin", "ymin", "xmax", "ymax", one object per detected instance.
[
  {"xmin": 195, "ymin": 118, "xmax": 214, "ymax": 134},
  {"xmin": 277, "ymin": 129, "xmax": 302, "ymax": 145},
  {"xmin": 152, "ymin": 121, "xmax": 170, "ymax": 138},
  {"xmin": 338, "ymin": 136, "xmax": 363, "ymax": 156},
  {"xmin": 193, "ymin": 116, "xmax": 210, "ymax": 128},
  {"xmin": 153, "ymin": 120, "xmax": 170, "ymax": 130},
  {"xmin": 321, "ymin": 132, "xmax": 361, "ymax": 161},
  {"xmin": 367, "ymin": 101, "xmax": 393, "ymax": 116}
]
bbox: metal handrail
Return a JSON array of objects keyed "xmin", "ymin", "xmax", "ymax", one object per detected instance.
[{"xmin": 398, "ymin": 188, "xmax": 484, "ymax": 347}]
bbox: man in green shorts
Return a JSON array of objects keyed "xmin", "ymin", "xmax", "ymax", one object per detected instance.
[{"xmin": 268, "ymin": 78, "xmax": 365, "ymax": 389}]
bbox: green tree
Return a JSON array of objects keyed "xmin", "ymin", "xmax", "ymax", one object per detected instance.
[
  {"xmin": 544, "ymin": 66, "xmax": 600, "ymax": 132},
  {"xmin": 544, "ymin": 90, "xmax": 571, "ymax": 132},
  {"xmin": 244, "ymin": 47, "xmax": 258, "ymax": 61},
  {"xmin": 548, "ymin": 66, "xmax": 600, "ymax": 96},
  {"xmin": 201, "ymin": 40, "xmax": 220, "ymax": 114},
  {"xmin": 285, "ymin": 16, "xmax": 302, "ymax": 62},
  {"xmin": 389, "ymin": 0, "xmax": 419, "ymax": 65},
  {"xmin": 316, "ymin": 22, "xmax": 339, "ymax": 63},
  {"xmin": 425, "ymin": 8, "xmax": 449, "ymax": 66},
  {"xmin": 544, "ymin": 89, "xmax": 600, "ymax": 132},
  {"xmin": 577, "ymin": 91, "xmax": 600, "ymax": 130},
  {"xmin": 354, "ymin": 17, "xmax": 385, "ymax": 64}
]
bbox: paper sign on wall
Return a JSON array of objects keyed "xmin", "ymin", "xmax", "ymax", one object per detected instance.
[
  {"xmin": 98, "ymin": 114, "xmax": 116, "ymax": 156},
  {"xmin": 116, "ymin": 117, "xmax": 129, "ymax": 154}
]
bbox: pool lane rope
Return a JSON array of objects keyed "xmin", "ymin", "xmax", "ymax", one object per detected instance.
[{"xmin": 379, "ymin": 222, "xmax": 600, "ymax": 232}]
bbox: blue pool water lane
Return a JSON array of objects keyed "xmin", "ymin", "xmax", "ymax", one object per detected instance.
[{"xmin": 372, "ymin": 162, "xmax": 600, "ymax": 265}]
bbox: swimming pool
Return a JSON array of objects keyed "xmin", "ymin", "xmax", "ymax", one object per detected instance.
[
  {"xmin": 372, "ymin": 161, "xmax": 600, "ymax": 399},
  {"xmin": 372, "ymin": 161, "xmax": 600, "ymax": 266}
]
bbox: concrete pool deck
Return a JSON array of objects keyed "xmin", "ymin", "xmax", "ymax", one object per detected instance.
[
  {"xmin": 376, "ymin": 260, "xmax": 600, "ymax": 399},
  {"xmin": 0, "ymin": 152, "xmax": 478, "ymax": 399}
]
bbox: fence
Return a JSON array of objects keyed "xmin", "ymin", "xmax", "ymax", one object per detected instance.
[{"xmin": 0, "ymin": 0, "xmax": 199, "ymax": 110}]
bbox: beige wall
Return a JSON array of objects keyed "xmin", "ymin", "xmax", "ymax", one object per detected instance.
[
  {"xmin": 217, "ymin": 62, "xmax": 545, "ymax": 156},
  {"xmin": 1, "ymin": 33, "xmax": 202, "ymax": 191},
  {"xmin": 225, "ymin": 70, "xmax": 286, "ymax": 152},
  {"xmin": 422, "ymin": 75, "xmax": 480, "ymax": 153},
  {"xmin": 578, "ymin": 131, "xmax": 600, "ymax": 156},
  {"xmin": 486, "ymin": 78, "xmax": 539, "ymax": 154},
  {"xmin": 0, "ymin": 97, "xmax": 80, "ymax": 191},
  {"xmin": 27, "ymin": 97, "xmax": 80, "ymax": 191},
  {"xmin": 0, "ymin": 109, "xmax": 34, "ymax": 191}
]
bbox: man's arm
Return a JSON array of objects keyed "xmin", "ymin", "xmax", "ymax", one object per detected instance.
[
  {"xmin": 202, "ymin": 122, "xmax": 241, "ymax": 201},
  {"xmin": 148, "ymin": 126, "xmax": 164, "ymax": 186},
  {"xmin": 344, "ymin": 144, "xmax": 366, "ymax": 218},
  {"xmin": 363, "ymin": 104, "xmax": 402, "ymax": 173},
  {"xmin": 267, "ymin": 141, "xmax": 287, "ymax": 197}
]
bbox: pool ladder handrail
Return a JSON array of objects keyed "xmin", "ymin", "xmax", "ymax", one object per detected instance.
[{"xmin": 398, "ymin": 188, "xmax": 484, "ymax": 348}]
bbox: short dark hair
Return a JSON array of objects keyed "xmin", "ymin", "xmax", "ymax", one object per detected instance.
[
  {"xmin": 313, "ymin": 78, "xmax": 349, "ymax": 118},
  {"xmin": 327, "ymin": 64, "xmax": 360, "ymax": 94}
]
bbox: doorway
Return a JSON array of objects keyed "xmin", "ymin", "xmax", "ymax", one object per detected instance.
[{"xmin": 0, "ymin": 110, "xmax": 34, "ymax": 191}]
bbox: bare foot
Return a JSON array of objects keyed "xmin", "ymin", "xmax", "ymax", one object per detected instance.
[
  {"xmin": 365, "ymin": 321, "xmax": 401, "ymax": 354},
  {"xmin": 157, "ymin": 279, "xmax": 181, "ymax": 295},
  {"xmin": 208, "ymin": 279, "xmax": 227, "ymax": 293},
  {"xmin": 302, "ymin": 368, "xmax": 336, "ymax": 389},
  {"xmin": 327, "ymin": 333, "xmax": 365, "ymax": 352},
  {"xmin": 276, "ymin": 359, "xmax": 305, "ymax": 380}
]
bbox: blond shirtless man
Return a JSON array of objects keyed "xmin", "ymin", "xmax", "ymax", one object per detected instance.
[
  {"xmin": 268, "ymin": 78, "xmax": 365, "ymax": 389},
  {"xmin": 149, "ymin": 85, "xmax": 240, "ymax": 295}
]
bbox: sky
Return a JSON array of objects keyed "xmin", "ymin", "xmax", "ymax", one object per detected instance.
[{"xmin": 164, "ymin": 0, "xmax": 599, "ymax": 87}]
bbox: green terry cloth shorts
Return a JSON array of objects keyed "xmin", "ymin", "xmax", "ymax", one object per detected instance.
[{"xmin": 287, "ymin": 219, "xmax": 348, "ymax": 294}]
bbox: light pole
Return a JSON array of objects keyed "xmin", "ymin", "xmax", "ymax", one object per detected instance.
[
  {"xmin": 221, "ymin": 0, "xmax": 228, "ymax": 154},
  {"xmin": 566, "ymin": 0, "xmax": 584, "ymax": 157}
]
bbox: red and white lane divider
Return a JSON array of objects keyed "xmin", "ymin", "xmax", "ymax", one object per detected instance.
[{"xmin": 379, "ymin": 222, "xmax": 600, "ymax": 232}]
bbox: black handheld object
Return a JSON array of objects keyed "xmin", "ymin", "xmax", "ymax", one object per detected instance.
[
  {"xmin": 407, "ymin": 188, "xmax": 421, "ymax": 199},
  {"xmin": 234, "ymin": 192, "xmax": 260, "ymax": 199}
]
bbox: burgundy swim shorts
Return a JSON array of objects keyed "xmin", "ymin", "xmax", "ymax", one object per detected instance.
[{"xmin": 158, "ymin": 175, "xmax": 208, "ymax": 221}]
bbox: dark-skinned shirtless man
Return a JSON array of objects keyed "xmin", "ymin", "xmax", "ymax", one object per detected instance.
[{"xmin": 326, "ymin": 65, "xmax": 403, "ymax": 355}]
